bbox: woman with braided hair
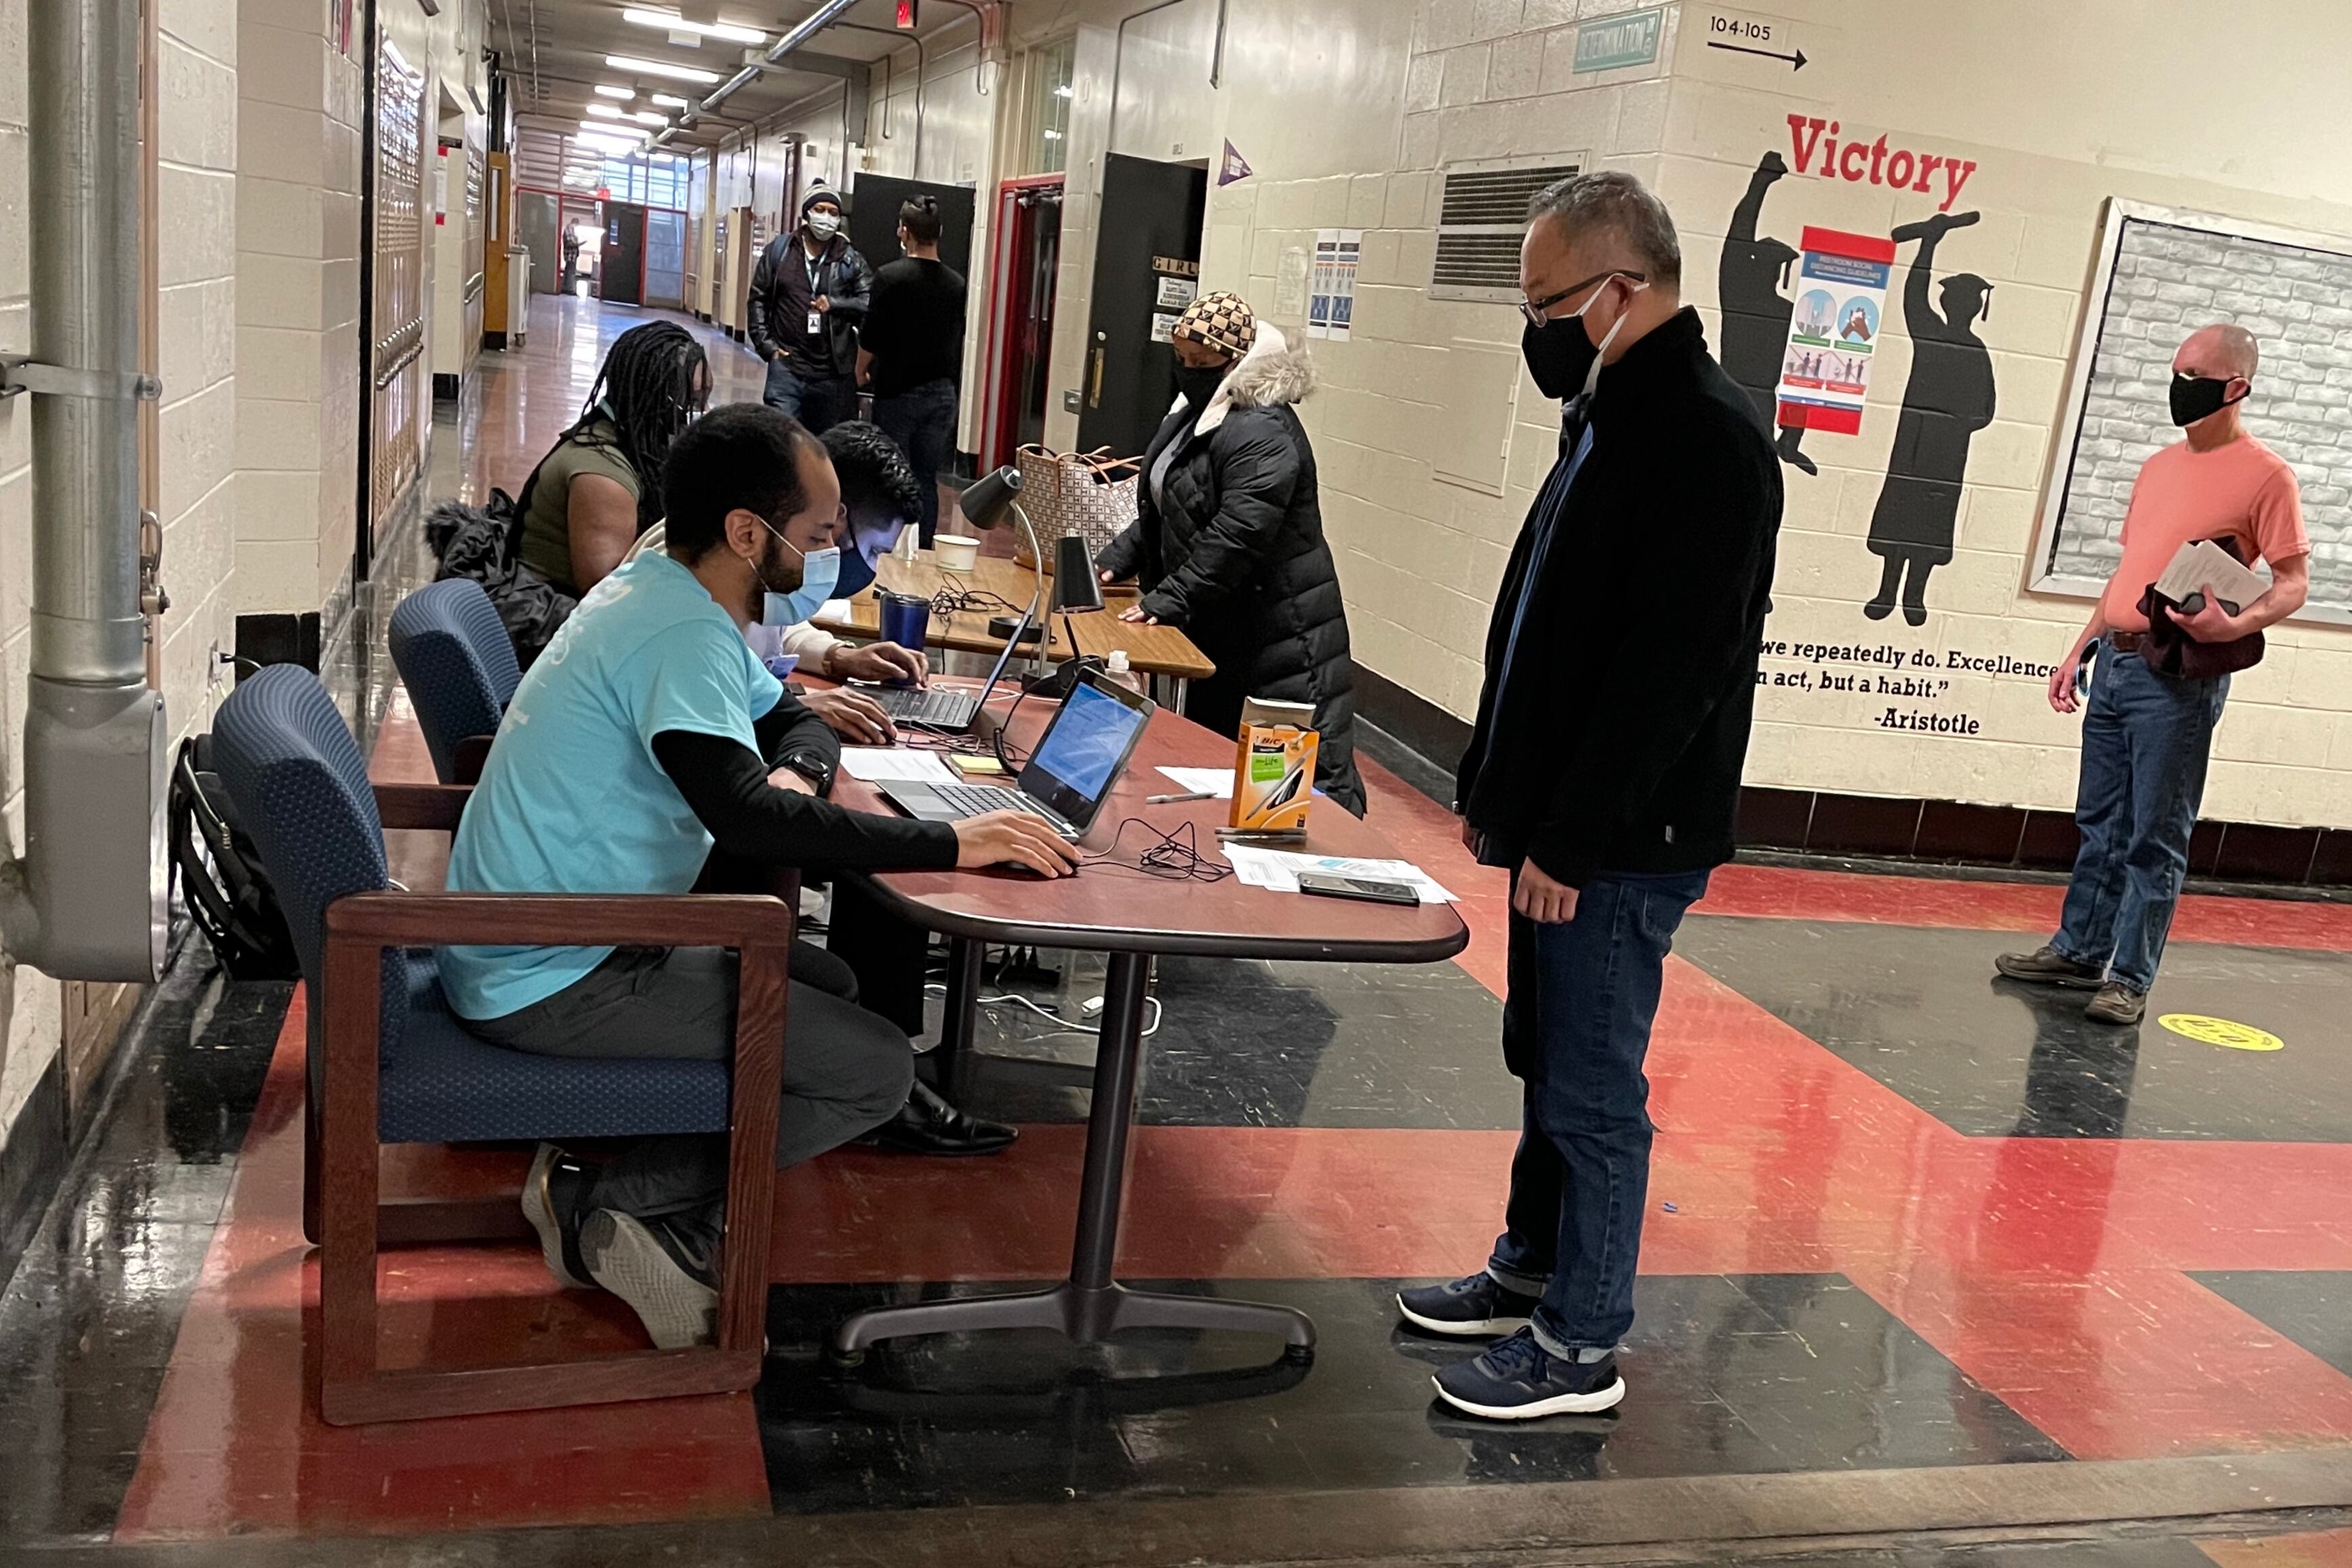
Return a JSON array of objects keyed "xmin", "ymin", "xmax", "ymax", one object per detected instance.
[{"xmin": 515, "ymin": 320, "xmax": 711, "ymax": 596}]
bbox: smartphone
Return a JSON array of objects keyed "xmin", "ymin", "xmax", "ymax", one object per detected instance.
[{"xmin": 1297, "ymin": 872, "xmax": 1420, "ymax": 906}]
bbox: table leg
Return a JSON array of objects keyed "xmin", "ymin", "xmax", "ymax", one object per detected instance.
[
  {"xmin": 830, "ymin": 949, "xmax": 1315, "ymax": 1363},
  {"xmin": 934, "ymin": 936, "xmax": 984, "ymax": 1096}
]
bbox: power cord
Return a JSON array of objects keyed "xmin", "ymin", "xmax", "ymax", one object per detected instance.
[
  {"xmin": 923, "ymin": 981, "xmax": 1163, "ymax": 1038},
  {"xmin": 1082, "ymin": 818, "xmax": 1232, "ymax": 882},
  {"xmin": 928, "ymin": 585, "xmax": 1023, "ymax": 619}
]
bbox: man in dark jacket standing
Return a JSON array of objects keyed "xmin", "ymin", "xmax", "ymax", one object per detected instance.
[
  {"xmin": 1096, "ymin": 292, "xmax": 1366, "ymax": 815},
  {"xmin": 748, "ymin": 187, "xmax": 874, "ymax": 435},
  {"xmin": 1398, "ymin": 172, "xmax": 1782, "ymax": 1419}
]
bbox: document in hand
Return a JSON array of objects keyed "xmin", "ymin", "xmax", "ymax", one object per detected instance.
[{"xmin": 2153, "ymin": 538, "xmax": 2267, "ymax": 611}]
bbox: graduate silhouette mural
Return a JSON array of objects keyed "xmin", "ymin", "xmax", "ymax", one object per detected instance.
[
  {"xmin": 1864, "ymin": 213, "xmax": 1995, "ymax": 625},
  {"xmin": 1717, "ymin": 153, "xmax": 1997, "ymax": 624}
]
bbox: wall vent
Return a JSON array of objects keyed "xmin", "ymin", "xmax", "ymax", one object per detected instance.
[{"xmin": 1429, "ymin": 155, "xmax": 1584, "ymax": 301}]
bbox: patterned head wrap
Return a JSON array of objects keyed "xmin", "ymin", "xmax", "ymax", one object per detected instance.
[{"xmin": 1171, "ymin": 290, "xmax": 1257, "ymax": 359}]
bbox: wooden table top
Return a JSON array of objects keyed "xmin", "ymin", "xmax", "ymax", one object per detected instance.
[
  {"xmin": 831, "ymin": 688, "xmax": 1467, "ymax": 964},
  {"xmin": 812, "ymin": 551, "xmax": 1217, "ymax": 682}
]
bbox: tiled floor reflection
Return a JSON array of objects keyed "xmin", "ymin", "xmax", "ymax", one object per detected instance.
[
  {"xmin": 1674, "ymin": 918, "xmax": 2352, "ymax": 1140},
  {"xmin": 757, "ymin": 1274, "xmax": 2061, "ymax": 1512}
]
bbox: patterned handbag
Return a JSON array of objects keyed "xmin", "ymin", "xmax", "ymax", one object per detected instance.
[{"xmin": 1012, "ymin": 444, "xmax": 1142, "ymax": 571}]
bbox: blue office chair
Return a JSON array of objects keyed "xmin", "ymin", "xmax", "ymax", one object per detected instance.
[
  {"xmin": 387, "ymin": 578, "xmax": 522, "ymax": 783},
  {"xmin": 210, "ymin": 663, "xmax": 790, "ymax": 1424}
]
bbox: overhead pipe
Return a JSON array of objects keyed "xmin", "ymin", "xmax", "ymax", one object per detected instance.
[
  {"xmin": 0, "ymin": 0, "xmax": 171, "ymax": 979},
  {"xmin": 836, "ymin": 20, "xmax": 924, "ymax": 175},
  {"xmin": 655, "ymin": 0, "xmax": 862, "ymax": 147}
]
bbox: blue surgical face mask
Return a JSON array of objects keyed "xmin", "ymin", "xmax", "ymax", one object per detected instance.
[{"xmin": 755, "ymin": 519, "xmax": 841, "ymax": 626}]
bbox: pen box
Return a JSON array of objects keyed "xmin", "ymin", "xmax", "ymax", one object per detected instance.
[{"xmin": 1230, "ymin": 698, "xmax": 1317, "ymax": 833}]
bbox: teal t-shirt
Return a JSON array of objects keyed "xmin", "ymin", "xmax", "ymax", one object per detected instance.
[{"xmin": 441, "ymin": 550, "xmax": 784, "ymax": 1020}]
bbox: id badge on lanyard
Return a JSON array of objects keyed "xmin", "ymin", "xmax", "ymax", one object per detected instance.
[{"xmin": 805, "ymin": 255, "xmax": 823, "ymax": 338}]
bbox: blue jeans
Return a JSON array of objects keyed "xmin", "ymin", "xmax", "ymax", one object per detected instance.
[
  {"xmin": 1486, "ymin": 868, "xmax": 1710, "ymax": 1354},
  {"xmin": 2053, "ymin": 638, "xmax": 2228, "ymax": 993},
  {"xmin": 874, "ymin": 377, "xmax": 958, "ymax": 545},
  {"xmin": 762, "ymin": 358, "xmax": 856, "ymax": 434}
]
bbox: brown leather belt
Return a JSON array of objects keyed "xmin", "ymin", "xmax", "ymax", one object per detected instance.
[{"xmin": 2107, "ymin": 630, "xmax": 2145, "ymax": 652}]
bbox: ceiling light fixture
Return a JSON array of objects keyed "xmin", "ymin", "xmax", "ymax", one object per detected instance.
[
  {"xmin": 585, "ymin": 102, "xmax": 624, "ymax": 118},
  {"xmin": 593, "ymin": 83, "xmax": 633, "ymax": 98},
  {"xmin": 650, "ymin": 92, "xmax": 689, "ymax": 107},
  {"xmin": 621, "ymin": 7, "xmax": 766, "ymax": 45},
  {"xmin": 604, "ymin": 53, "xmax": 723, "ymax": 83}
]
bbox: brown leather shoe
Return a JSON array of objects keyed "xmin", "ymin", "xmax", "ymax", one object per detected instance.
[
  {"xmin": 2084, "ymin": 982, "xmax": 2147, "ymax": 1025},
  {"xmin": 1994, "ymin": 945, "xmax": 2105, "ymax": 989}
]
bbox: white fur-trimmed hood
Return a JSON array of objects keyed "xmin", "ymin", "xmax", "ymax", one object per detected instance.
[{"xmin": 1179, "ymin": 324, "xmax": 1316, "ymax": 436}]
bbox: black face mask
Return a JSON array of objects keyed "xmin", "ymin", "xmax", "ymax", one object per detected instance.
[
  {"xmin": 1173, "ymin": 362, "xmax": 1228, "ymax": 408},
  {"xmin": 2169, "ymin": 372, "xmax": 2244, "ymax": 427},
  {"xmin": 1522, "ymin": 317, "xmax": 1599, "ymax": 401}
]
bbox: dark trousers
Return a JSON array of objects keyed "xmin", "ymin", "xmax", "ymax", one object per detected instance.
[
  {"xmin": 2054, "ymin": 638, "xmax": 2228, "ymax": 993},
  {"xmin": 465, "ymin": 945, "xmax": 912, "ymax": 1252},
  {"xmin": 1485, "ymin": 869, "xmax": 1709, "ymax": 1353},
  {"xmin": 763, "ymin": 359, "xmax": 857, "ymax": 435},
  {"xmin": 874, "ymin": 377, "xmax": 958, "ymax": 545}
]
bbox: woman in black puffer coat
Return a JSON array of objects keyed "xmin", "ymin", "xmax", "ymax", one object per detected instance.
[{"xmin": 1096, "ymin": 292, "xmax": 1367, "ymax": 815}]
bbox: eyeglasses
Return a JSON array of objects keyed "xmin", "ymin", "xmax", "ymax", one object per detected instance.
[{"xmin": 1518, "ymin": 268, "xmax": 1645, "ymax": 328}]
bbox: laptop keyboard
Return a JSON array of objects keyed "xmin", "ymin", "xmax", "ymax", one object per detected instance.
[
  {"xmin": 933, "ymin": 783, "xmax": 1046, "ymax": 821},
  {"xmin": 874, "ymin": 686, "xmax": 979, "ymax": 727}
]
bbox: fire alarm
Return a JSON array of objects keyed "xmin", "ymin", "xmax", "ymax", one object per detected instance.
[{"xmin": 894, "ymin": 0, "xmax": 918, "ymax": 28}]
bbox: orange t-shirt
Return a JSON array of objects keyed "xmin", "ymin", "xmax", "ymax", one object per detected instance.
[{"xmin": 2100, "ymin": 434, "xmax": 2308, "ymax": 633}]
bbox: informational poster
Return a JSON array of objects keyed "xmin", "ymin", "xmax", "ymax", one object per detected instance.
[
  {"xmin": 1156, "ymin": 274, "xmax": 1198, "ymax": 310},
  {"xmin": 1772, "ymin": 225, "xmax": 1894, "ymax": 435},
  {"xmin": 1150, "ymin": 312, "xmax": 1179, "ymax": 344},
  {"xmin": 1306, "ymin": 229, "xmax": 1361, "ymax": 341},
  {"xmin": 1274, "ymin": 245, "xmax": 1310, "ymax": 317}
]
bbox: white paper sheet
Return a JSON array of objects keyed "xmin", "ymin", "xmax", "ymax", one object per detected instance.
[
  {"xmin": 838, "ymin": 748, "xmax": 958, "ymax": 785},
  {"xmin": 2153, "ymin": 538, "xmax": 2267, "ymax": 609},
  {"xmin": 1156, "ymin": 766, "xmax": 1235, "ymax": 798},
  {"xmin": 1217, "ymin": 847, "xmax": 1455, "ymax": 903}
]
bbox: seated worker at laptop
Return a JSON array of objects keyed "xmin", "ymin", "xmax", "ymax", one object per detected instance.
[
  {"xmin": 444, "ymin": 403, "xmax": 1079, "ymax": 1349},
  {"xmin": 621, "ymin": 420, "xmax": 931, "ymax": 747}
]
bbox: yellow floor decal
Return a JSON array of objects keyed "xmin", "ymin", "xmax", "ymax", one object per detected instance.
[{"xmin": 2159, "ymin": 1013, "xmax": 2284, "ymax": 1052}]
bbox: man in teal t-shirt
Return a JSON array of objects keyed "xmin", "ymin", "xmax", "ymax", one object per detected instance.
[{"xmin": 449, "ymin": 403, "xmax": 1079, "ymax": 1350}]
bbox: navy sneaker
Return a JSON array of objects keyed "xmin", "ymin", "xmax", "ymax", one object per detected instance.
[
  {"xmin": 1397, "ymin": 1271, "xmax": 1541, "ymax": 1337},
  {"xmin": 1432, "ymin": 1327, "xmax": 1626, "ymax": 1419},
  {"xmin": 522, "ymin": 1142, "xmax": 595, "ymax": 1290}
]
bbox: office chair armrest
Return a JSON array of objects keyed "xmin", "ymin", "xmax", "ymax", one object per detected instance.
[
  {"xmin": 373, "ymin": 783, "xmax": 473, "ymax": 832},
  {"xmin": 325, "ymin": 891, "xmax": 798, "ymax": 949},
  {"xmin": 452, "ymin": 735, "xmax": 493, "ymax": 785}
]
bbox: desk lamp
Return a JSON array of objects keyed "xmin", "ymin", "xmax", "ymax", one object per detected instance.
[{"xmin": 956, "ymin": 466, "xmax": 1048, "ymax": 667}]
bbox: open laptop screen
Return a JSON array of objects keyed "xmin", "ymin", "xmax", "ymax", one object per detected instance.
[{"xmin": 1019, "ymin": 675, "xmax": 1153, "ymax": 829}]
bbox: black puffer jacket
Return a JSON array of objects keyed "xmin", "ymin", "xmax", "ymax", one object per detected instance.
[{"xmin": 1097, "ymin": 327, "xmax": 1365, "ymax": 815}]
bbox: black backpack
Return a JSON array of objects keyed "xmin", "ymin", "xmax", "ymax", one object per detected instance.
[{"xmin": 169, "ymin": 734, "xmax": 301, "ymax": 980}]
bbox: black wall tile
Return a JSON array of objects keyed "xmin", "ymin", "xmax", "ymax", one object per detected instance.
[
  {"xmin": 2211, "ymin": 824, "xmax": 2320, "ymax": 884},
  {"xmin": 1805, "ymin": 794, "xmax": 1923, "ymax": 857},
  {"xmin": 1737, "ymin": 787, "xmax": 1814, "ymax": 848},
  {"xmin": 1915, "ymin": 802, "xmax": 2026, "ymax": 863}
]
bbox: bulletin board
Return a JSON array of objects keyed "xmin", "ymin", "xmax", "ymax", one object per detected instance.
[{"xmin": 2032, "ymin": 199, "xmax": 2352, "ymax": 625}]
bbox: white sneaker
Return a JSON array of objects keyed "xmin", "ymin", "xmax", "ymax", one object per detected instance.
[{"xmin": 580, "ymin": 1209, "xmax": 719, "ymax": 1350}]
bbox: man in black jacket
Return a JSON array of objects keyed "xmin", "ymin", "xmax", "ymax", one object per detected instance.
[
  {"xmin": 446, "ymin": 404, "xmax": 1077, "ymax": 1350},
  {"xmin": 748, "ymin": 187, "xmax": 874, "ymax": 435},
  {"xmin": 1398, "ymin": 172, "xmax": 1782, "ymax": 1420}
]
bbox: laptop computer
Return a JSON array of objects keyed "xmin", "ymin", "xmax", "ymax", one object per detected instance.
[
  {"xmin": 862, "ymin": 616, "xmax": 1023, "ymax": 733},
  {"xmin": 879, "ymin": 670, "xmax": 1155, "ymax": 841}
]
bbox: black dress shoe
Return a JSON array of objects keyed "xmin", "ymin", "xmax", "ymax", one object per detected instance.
[{"xmin": 860, "ymin": 1078, "xmax": 1019, "ymax": 1156}]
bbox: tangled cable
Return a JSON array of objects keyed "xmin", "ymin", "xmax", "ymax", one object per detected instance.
[
  {"xmin": 1082, "ymin": 818, "xmax": 1232, "ymax": 883},
  {"xmin": 928, "ymin": 585, "xmax": 1023, "ymax": 619}
]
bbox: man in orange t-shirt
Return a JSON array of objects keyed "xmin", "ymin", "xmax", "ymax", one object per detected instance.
[{"xmin": 1998, "ymin": 324, "xmax": 2309, "ymax": 1023}]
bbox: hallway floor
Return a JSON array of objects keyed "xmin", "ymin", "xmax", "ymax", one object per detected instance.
[{"xmin": 2, "ymin": 295, "xmax": 2347, "ymax": 1565}]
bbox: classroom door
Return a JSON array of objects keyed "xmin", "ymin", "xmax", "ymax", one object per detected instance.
[
  {"xmin": 1075, "ymin": 154, "xmax": 1206, "ymax": 460},
  {"xmin": 844, "ymin": 173, "xmax": 977, "ymax": 281},
  {"xmin": 602, "ymin": 202, "xmax": 646, "ymax": 305}
]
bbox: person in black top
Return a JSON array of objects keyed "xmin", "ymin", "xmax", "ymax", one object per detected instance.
[
  {"xmin": 463, "ymin": 404, "xmax": 1078, "ymax": 1349},
  {"xmin": 857, "ymin": 195, "xmax": 967, "ymax": 543},
  {"xmin": 1396, "ymin": 173, "xmax": 1783, "ymax": 1422},
  {"xmin": 748, "ymin": 187, "xmax": 874, "ymax": 435}
]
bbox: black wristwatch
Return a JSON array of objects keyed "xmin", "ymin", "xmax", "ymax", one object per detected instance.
[{"xmin": 779, "ymin": 749, "xmax": 834, "ymax": 796}]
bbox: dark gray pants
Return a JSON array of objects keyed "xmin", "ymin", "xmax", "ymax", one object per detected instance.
[{"xmin": 467, "ymin": 945, "xmax": 912, "ymax": 1240}]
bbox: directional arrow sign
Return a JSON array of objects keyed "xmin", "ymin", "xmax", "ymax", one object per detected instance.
[{"xmin": 1707, "ymin": 39, "xmax": 1806, "ymax": 68}]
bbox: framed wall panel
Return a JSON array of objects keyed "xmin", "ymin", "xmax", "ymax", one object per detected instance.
[{"xmin": 2032, "ymin": 199, "xmax": 2352, "ymax": 624}]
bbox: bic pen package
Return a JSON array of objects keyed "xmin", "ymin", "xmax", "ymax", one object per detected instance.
[{"xmin": 1230, "ymin": 697, "xmax": 1318, "ymax": 834}]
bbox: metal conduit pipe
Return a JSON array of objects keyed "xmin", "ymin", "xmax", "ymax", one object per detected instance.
[
  {"xmin": 656, "ymin": 0, "xmax": 861, "ymax": 147},
  {"xmin": 835, "ymin": 20, "xmax": 924, "ymax": 176},
  {"xmin": 0, "ymin": 0, "xmax": 171, "ymax": 979}
]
